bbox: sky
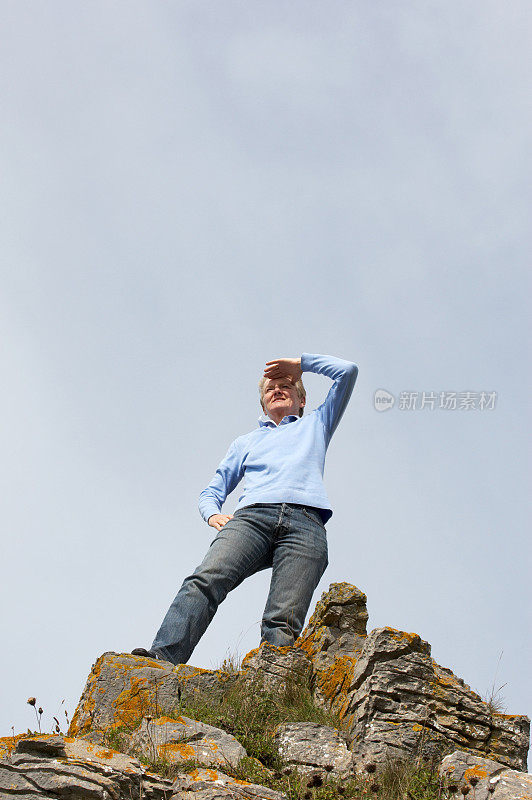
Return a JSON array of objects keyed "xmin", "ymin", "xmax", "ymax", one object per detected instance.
[{"xmin": 1, "ymin": 1, "xmax": 530, "ymax": 755}]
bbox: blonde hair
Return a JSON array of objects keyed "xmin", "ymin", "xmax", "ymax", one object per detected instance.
[{"xmin": 258, "ymin": 376, "xmax": 306, "ymax": 418}]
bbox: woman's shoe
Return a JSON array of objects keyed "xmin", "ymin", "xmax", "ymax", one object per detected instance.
[{"xmin": 131, "ymin": 647, "xmax": 158, "ymax": 660}]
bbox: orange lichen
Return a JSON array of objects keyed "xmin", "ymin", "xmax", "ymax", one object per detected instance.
[
  {"xmin": 174, "ymin": 664, "xmax": 213, "ymax": 680},
  {"xmin": 187, "ymin": 768, "xmax": 251, "ymax": 787},
  {"xmin": 296, "ymin": 628, "xmax": 326, "ymax": 659},
  {"xmin": 241, "ymin": 642, "xmax": 303, "ymax": 672},
  {"xmin": 239, "ymin": 647, "xmax": 261, "ymax": 669},
  {"xmin": 92, "ymin": 747, "xmax": 116, "ymax": 760},
  {"xmin": 277, "ymin": 645, "xmax": 297, "ymax": 655},
  {"xmin": 68, "ymin": 658, "xmax": 103, "ymax": 737},
  {"xmin": 464, "ymin": 766, "xmax": 489, "ymax": 781},
  {"xmin": 189, "ymin": 768, "xmax": 219, "ymax": 781},
  {"xmin": 128, "ymin": 655, "xmax": 166, "ymax": 671},
  {"xmin": 384, "ymin": 628, "xmax": 420, "ymax": 645},
  {"xmin": 159, "ymin": 741, "xmax": 197, "ymax": 760},
  {"xmin": 0, "ymin": 733, "xmax": 29, "ymax": 758},
  {"xmin": 315, "ymin": 655, "xmax": 357, "ymax": 708},
  {"xmin": 113, "ymin": 675, "xmax": 161, "ymax": 728},
  {"xmin": 154, "ymin": 716, "xmax": 186, "ymax": 726},
  {"xmin": 432, "ymin": 665, "xmax": 468, "ymax": 692}
]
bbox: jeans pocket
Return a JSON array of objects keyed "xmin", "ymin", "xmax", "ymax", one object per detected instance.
[{"xmin": 301, "ymin": 506, "xmax": 326, "ymax": 529}]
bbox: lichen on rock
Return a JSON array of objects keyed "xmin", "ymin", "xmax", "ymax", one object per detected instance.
[
  {"xmin": 274, "ymin": 721, "xmax": 353, "ymax": 778},
  {"xmin": 295, "ymin": 583, "xmax": 529, "ymax": 772},
  {"xmin": 129, "ymin": 715, "xmax": 247, "ymax": 769},
  {"xmin": 440, "ymin": 750, "xmax": 532, "ymax": 799},
  {"xmin": 68, "ymin": 651, "xmax": 236, "ymax": 739}
]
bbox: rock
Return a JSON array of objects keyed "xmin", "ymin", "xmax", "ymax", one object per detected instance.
[
  {"xmin": 172, "ymin": 767, "xmax": 287, "ymax": 799},
  {"xmin": 345, "ymin": 627, "xmax": 529, "ymax": 771},
  {"xmin": 295, "ymin": 584, "xmax": 529, "ymax": 772},
  {"xmin": 0, "ymin": 735, "xmax": 284, "ymax": 799},
  {"xmin": 296, "ymin": 582, "xmax": 368, "ymax": 718},
  {"xmin": 129, "ymin": 715, "xmax": 247, "ymax": 769},
  {"xmin": 486, "ymin": 712, "xmax": 531, "ymax": 770},
  {"xmin": 439, "ymin": 750, "xmax": 532, "ymax": 799},
  {"xmin": 0, "ymin": 733, "xmax": 58, "ymax": 760},
  {"xmin": 0, "ymin": 734, "xmax": 173, "ymax": 799},
  {"xmin": 16, "ymin": 734, "xmax": 66, "ymax": 756},
  {"xmin": 274, "ymin": 722, "xmax": 353, "ymax": 778},
  {"xmin": 69, "ymin": 651, "xmax": 235, "ymax": 739},
  {"xmin": 240, "ymin": 643, "xmax": 312, "ymax": 694},
  {"xmin": 4, "ymin": 583, "xmax": 529, "ymax": 793},
  {"xmin": 347, "ymin": 626, "xmax": 449, "ymax": 768}
]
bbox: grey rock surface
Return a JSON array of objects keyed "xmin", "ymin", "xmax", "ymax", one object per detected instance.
[
  {"xmin": 274, "ymin": 721, "xmax": 353, "ymax": 778},
  {"xmin": 172, "ymin": 768, "xmax": 287, "ymax": 799},
  {"xmin": 16, "ymin": 734, "xmax": 66, "ymax": 757},
  {"xmin": 240, "ymin": 642, "xmax": 312, "ymax": 694},
  {"xmin": 295, "ymin": 584, "xmax": 530, "ymax": 772},
  {"xmin": 69, "ymin": 651, "xmax": 235, "ymax": 738},
  {"xmin": 295, "ymin": 583, "xmax": 368, "ymax": 718},
  {"xmin": 0, "ymin": 735, "xmax": 173, "ymax": 799},
  {"xmin": 346, "ymin": 626, "xmax": 529, "ymax": 771},
  {"xmin": 440, "ymin": 750, "xmax": 532, "ymax": 799},
  {"xmin": 129, "ymin": 715, "xmax": 247, "ymax": 769}
]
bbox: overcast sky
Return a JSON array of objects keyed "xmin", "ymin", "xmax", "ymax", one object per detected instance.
[{"xmin": 1, "ymin": 1, "xmax": 530, "ymax": 753}]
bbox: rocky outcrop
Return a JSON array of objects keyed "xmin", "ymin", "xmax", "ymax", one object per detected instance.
[
  {"xmin": 0, "ymin": 735, "xmax": 287, "ymax": 799},
  {"xmin": 69, "ymin": 651, "xmax": 235, "ymax": 738},
  {"xmin": 64, "ymin": 586, "xmax": 528, "ymax": 774},
  {"xmin": 0, "ymin": 734, "xmax": 173, "ymax": 798},
  {"xmin": 440, "ymin": 750, "xmax": 532, "ymax": 799},
  {"xmin": 1, "ymin": 581, "xmax": 529, "ymax": 797},
  {"xmin": 274, "ymin": 722, "xmax": 353, "ymax": 778},
  {"xmin": 295, "ymin": 584, "xmax": 530, "ymax": 771},
  {"xmin": 129, "ymin": 715, "xmax": 247, "ymax": 769}
]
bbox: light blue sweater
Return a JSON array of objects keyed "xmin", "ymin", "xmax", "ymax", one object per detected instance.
[{"xmin": 198, "ymin": 353, "xmax": 359, "ymax": 525}]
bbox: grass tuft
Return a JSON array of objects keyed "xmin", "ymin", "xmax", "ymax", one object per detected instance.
[
  {"xmin": 481, "ymin": 651, "xmax": 508, "ymax": 715},
  {"xmin": 170, "ymin": 672, "xmax": 343, "ymax": 770}
]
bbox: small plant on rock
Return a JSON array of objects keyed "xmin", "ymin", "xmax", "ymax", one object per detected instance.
[{"xmin": 26, "ymin": 698, "xmax": 43, "ymax": 733}]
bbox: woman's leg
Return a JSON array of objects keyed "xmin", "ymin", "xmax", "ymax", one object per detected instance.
[
  {"xmin": 151, "ymin": 506, "xmax": 276, "ymax": 664},
  {"xmin": 260, "ymin": 505, "xmax": 328, "ymax": 647}
]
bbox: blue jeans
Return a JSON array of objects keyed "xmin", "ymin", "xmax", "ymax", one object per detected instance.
[{"xmin": 151, "ymin": 503, "xmax": 329, "ymax": 665}]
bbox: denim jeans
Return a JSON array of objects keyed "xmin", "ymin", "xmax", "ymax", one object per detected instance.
[{"xmin": 151, "ymin": 503, "xmax": 329, "ymax": 665}]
